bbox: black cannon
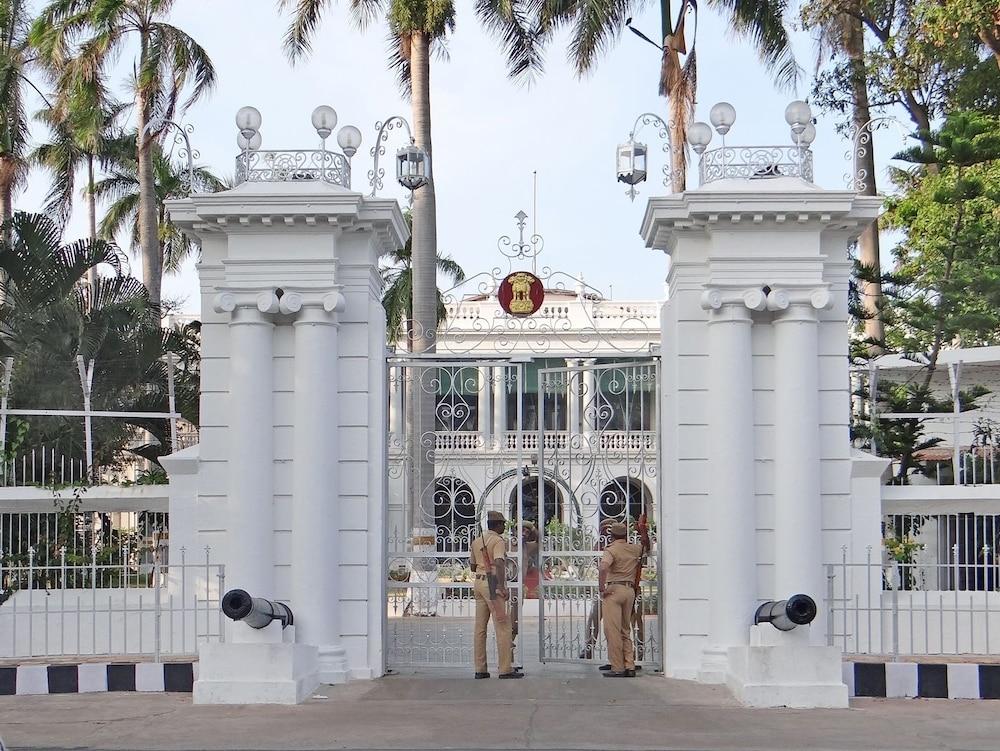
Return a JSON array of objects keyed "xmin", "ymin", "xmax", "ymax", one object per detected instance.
[
  {"xmin": 221, "ymin": 589, "xmax": 294, "ymax": 629},
  {"xmin": 754, "ymin": 594, "xmax": 817, "ymax": 631}
]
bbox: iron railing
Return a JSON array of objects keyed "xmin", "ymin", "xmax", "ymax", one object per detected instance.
[
  {"xmin": 0, "ymin": 547, "xmax": 224, "ymax": 660},
  {"xmin": 826, "ymin": 546, "xmax": 1000, "ymax": 657}
]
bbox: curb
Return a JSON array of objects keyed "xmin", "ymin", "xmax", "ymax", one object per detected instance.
[
  {"xmin": 844, "ymin": 661, "xmax": 1000, "ymax": 699},
  {"xmin": 0, "ymin": 662, "xmax": 196, "ymax": 695}
]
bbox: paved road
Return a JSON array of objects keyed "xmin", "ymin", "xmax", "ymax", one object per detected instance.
[{"xmin": 2, "ymin": 673, "xmax": 999, "ymax": 751}]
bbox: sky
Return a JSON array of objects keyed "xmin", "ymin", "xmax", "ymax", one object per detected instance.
[{"xmin": 15, "ymin": 1, "xmax": 907, "ymax": 315}]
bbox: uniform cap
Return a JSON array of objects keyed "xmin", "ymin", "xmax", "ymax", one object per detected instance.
[
  {"xmin": 486, "ymin": 510, "xmax": 506, "ymax": 524},
  {"xmin": 608, "ymin": 522, "xmax": 627, "ymax": 538}
]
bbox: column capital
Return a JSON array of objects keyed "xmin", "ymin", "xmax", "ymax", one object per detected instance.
[
  {"xmin": 212, "ymin": 289, "xmax": 280, "ymax": 318},
  {"xmin": 766, "ymin": 286, "xmax": 832, "ymax": 316},
  {"xmin": 281, "ymin": 290, "xmax": 348, "ymax": 324},
  {"xmin": 700, "ymin": 286, "xmax": 768, "ymax": 312}
]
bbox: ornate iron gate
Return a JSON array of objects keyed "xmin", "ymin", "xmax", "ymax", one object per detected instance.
[
  {"xmin": 384, "ymin": 358, "xmax": 525, "ymax": 669},
  {"xmin": 536, "ymin": 360, "xmax": 662, "ymax": 669}
]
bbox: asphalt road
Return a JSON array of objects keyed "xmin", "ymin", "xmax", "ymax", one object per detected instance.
[{"xmin": 2, "ymin": 674, "xmax": 999, "ymax": 751}]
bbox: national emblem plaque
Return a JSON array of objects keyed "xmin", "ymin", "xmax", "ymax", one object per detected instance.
[{"xmin": 498, "ymin": 271, "xmax": 544, "ymax": 317}]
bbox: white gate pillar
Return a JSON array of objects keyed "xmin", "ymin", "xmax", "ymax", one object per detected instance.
[
  {"xmin": 286, "ymin": 291, "xmax": 349, "ymax": 683},
  {"xmin": 165, "ymin": 130, "xmax": 408, "ymax": 703},
  {"xmin": 698, "ymin": 288, "xmax": 764, "ymax": 683},
  {"xmin": 769, "ymin": 290, "xmax": 831, "ymax": 627},
  {"xmin": 213, "ymin": 290, "xmax": 280, "ymax": 631},
  {"xmin": 641, "ymin": 167, "xmax": 881, "ymax": 706}
]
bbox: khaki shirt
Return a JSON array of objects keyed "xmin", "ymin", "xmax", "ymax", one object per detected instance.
[
  {"xmin": 472, "ymin": 530, "xmax": 507, "ymax": 572},
  {"xmin": 600, "ymin": 539, "xmax": 643, "ymax": 582}
]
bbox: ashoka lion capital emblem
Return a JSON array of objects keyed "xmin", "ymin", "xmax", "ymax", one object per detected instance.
[{"xmin": 498, "ymin": 271, "xmax": 545, "ymax": 317}]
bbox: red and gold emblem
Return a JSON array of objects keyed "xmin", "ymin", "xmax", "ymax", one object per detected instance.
[{"xmin": 498, "ymin": 271, "xmax": 544, "ymax": 317}]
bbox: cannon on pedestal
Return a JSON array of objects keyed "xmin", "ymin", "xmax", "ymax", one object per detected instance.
[{"xmin": 221, "ymin": 589, "xmax": 294, "ymax": 629}]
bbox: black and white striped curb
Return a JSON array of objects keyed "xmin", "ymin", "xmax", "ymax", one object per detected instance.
[
  {"xmin": 0, "ymin": 662, "xmax": 195, "ymax": 695},
  {"xmin": 844, "ymin": 661, "xmax": 1000, "ymax": 699}
]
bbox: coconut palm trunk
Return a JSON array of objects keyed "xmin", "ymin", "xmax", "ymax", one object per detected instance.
[
  {"xmin": 846, "ymin": 13, "xmax": 883, "ymax": 354},
  {"xmin": 86, "ymin": 153, "xmax": 98, "ymax": 289},
  {"xmin": 407, "ymin": 31, "xmax": 440, "ymax": 554},
  {"xmin": 0, "ymin": 173, "xmax": 12, "ymax": 227},
  {"xmin": 135, "ymin": 88, "xmax": 161, "ymax": 308},
  {"xmin": 666, "ymin": 92, "xmax": 687, "ymax": 192}
]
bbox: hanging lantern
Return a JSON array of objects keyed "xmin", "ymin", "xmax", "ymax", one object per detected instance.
[
  {"xmin": 616, "ymin": 139, "xmax": 647, "ymax": 186},
  {"xmin": 396, "ymin": 142, "xmax": 431, "ymax": 190}
]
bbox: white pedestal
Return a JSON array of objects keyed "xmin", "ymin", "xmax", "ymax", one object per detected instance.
[
  {"xmin": 318, "ymin": 645, "xmax": 350, "ymax": 685},
  {"xmin": 193, "ymin": 625, "xmax": 320, "ymax": 705},
  {"xmin": 725, "ymin": 626, "xmax": 848, "ymax": 708}
]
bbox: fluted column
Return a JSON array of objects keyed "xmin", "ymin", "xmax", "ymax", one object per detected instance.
[
  {"xmin": 768, "ymin": 287, "xmax": 832, "ymax": 634},
  {"xmin": 213, "ymin": 290, "xmax": 280, "ymax": 643},
  {"xmin": 478, "ymin": 366, "xmax": 492, "ymax": 448},
  {"xmin": 284, "ymin": 290, "xmax": 348, "ymax": 683},
  {"xmin": 493, "ymin": 366, "xmax": 508, "ymax": 448},
  {"xmin": 699, "ymin": 287, "xmax": 766, "ymax": 682}
]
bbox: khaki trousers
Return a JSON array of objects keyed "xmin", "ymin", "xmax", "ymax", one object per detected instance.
[
  {"xmin": 602, "ymin": 584, "xmax": 636, "ymax": 672},
  {"xmin": 473, "ymin": 578, "xmax": 513, "ymax": 674}
]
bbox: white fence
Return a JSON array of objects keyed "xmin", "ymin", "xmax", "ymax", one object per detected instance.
[
  {"xmin": 0, "ymin": 547, "xmax": 224, "ymax": 660},
  {"xmin": 826, "ymin": 547, "xmax": 1000, "ymax": 657}
]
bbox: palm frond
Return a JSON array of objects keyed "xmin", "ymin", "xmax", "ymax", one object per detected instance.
[
  {"xmin": 475, "ymin": 0, "xmax": 546, "ymax": 81},
  {"xmin": 706, "ymin": 0, "xmax": 798, "ymax": 90}
]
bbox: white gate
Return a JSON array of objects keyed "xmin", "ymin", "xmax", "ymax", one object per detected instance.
[
  {"xmin": 536, "ymin": 360, "xmax": 662, "ymax": 669},
  {"xmin": 384, "ymin": 358, "xmax": 526, "ymax": 670}
]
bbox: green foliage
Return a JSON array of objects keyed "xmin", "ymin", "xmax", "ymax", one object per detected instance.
[
  {"xmin": 0, "ymin": 212, "xmax": 200, "ymax": 477},
  {"xmin": 803, "ymin": 0, "xmax": 1000, "ymax": 137},
  {"xmin": 883, "ymin": 531, "xmax": 924, "ymax": 563},
  {"xmin": 93, "ymin": 139, "xmax": 225, "ymax": 273},
  {"xmin": 281, "ymin": 0, "xmax": 542, "ymax": 89},
  {"xmin": 882, "ymin": 113, "xmax": 1000, "ymax": 359},
  {"xmin": 381, "ymin": 212, "xmax": 464, "ymax": 345}
]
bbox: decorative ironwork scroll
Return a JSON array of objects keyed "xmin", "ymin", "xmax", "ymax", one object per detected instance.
[
  {"xmin": 234, "ymin": 149, "xmax": 350, "ymax": 187},
  {"xmin": 698, "ymin": 145, "xmax": 814, "ymax": 185},
  {"xmin": 537, "ymin": 361, "xmax": 661, "ymax": 669}
]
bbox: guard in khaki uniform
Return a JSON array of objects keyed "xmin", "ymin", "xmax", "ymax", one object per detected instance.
[
  {"xmin": 599, "ymin": 521, "xmax": 646, "ymax": 677},
  {"xmin": 470, "ymin": 511, "xmax": 523, "ymax": 679}
]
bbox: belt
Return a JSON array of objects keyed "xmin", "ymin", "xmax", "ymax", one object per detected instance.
[
  {"xmin": 473, "ymin": 574, "xmax": 488, "ymax": 580},
  {"xmin": 607, "ymin": 580, "xmax": 635, "ymax": 587}
]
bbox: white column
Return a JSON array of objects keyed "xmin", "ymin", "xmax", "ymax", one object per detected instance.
[
  {"xmin": 769, "ymin": 289, "xmax": 829, "ymax": 627},
  {"xmin": 214, "ymin": 291, "xmax": 279, "ymax": 644},
  {"xmin": 388, "ymin": 364, "xmax": 404, "ymax": 441},
  {"xmin": 566, "ymin": 359, "xmax": 581, "ymax": 435},
  {"xmin": 699, "ymin": 289, "xmax": 764, "ymax": 682},
  {"xmin": 493, "ymin": 366, "xmax": 508, "ymax": 447},
  {"xmin": 582, "ymin": 359, "xmax": 598, "ymax": 440},
  {"xmin": 478, "ymin": 366, "xmax": 492, "ymax": 448},
  {"xmin": 285, "ymin": 291, "xmax": 348, "ymax": 683}
]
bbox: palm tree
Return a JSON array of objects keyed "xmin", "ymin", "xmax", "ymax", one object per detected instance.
[
  {"xmin": 93, "ymin": 141, "xmax": 224, "ymax": 279},
  {"xmin": 800, "ymin": 2, "xmax": 884, "ymax": 354},
  {"xmin": 382, "ymin": 216, "xmax": 465, "ymax": 347},
  {"xmin": 539, "ymin": 0, "xmax": 798, "ymax": 192},
  {"xmin": 31, "ymin": 0, "xmax": 216, "ymax": 307},
  {"xmin": 32, "ymin": 75, "xmax": 128, "ymax": 288},
  {"xmin": 282, "ymin": 1, "xmax": 541, "ymax": 357},
  {"xmin": 282, "ymin": 1, "xmax": 541, "ymax": 541},
  {"xmin": 0, "ymin": 0, "xmax": 48, "ymax": 227},
  {"xmin": 0, "ymin": 212, "xmax": 200, "ymax": 480}
]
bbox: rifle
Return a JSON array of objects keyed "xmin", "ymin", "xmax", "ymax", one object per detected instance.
[
  {"xmin": 478, "ymin": 535, "xmax": 509, "ymax": 624},
  {"xmin": 632, "ymin": 513, "xmax": 651, "ymax": 608}
]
